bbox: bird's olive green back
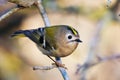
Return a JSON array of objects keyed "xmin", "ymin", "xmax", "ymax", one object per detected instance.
[{"xmin": 45, "ymin": 26, "xmax": 60, "ymax": 49}]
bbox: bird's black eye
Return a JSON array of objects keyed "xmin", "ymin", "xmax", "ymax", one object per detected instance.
[{"xmin": 68, "ymin": 35, "xmax": 72, "ymax": 39}]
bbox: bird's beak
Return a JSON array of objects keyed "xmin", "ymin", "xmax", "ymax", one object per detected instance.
[{"xmin": 75, "ymin": 39, "xmax": 82, "ymax": 43}]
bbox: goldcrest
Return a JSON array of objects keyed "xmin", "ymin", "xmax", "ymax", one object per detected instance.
[{"xmin": 11, "ymin": 25, "xmax": 82, "ymax": 58}]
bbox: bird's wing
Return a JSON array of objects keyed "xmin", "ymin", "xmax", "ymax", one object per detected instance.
[
  {"xmin": 11, "ymin": 28, "xmax": 55, "ymax": 51},
  {"xmin": 11, "ymin": 28, "xmax": 44, "ymax": 45}
]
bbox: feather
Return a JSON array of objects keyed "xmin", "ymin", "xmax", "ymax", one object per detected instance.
[
  {"xmin": 11, "ymin": 28, "xmax": 46, "ymax": 47},
  {"xmin": 11, "ymin": 30, "xmax": 26, "ymax": 38}
]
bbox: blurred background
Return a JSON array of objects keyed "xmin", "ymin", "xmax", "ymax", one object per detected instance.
[{"xmin": 0, "ymin": 0, "xmax": 120, "ymax": 80}]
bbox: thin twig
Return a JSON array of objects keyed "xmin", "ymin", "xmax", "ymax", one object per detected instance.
[
  {"xmin": 79, "ymin": 17, "xmax": 105, "ymax": 80},
  {"xmin": 0, "ymin": 5, "xmax": 20, "ymax": 22},
  {"xmin": 35, "ymin": 0, "xmax": 50, "ymax": 27},
  {"xmin": 33, "ymin": 64, "xmax": 57, "ymax": 70},
  {"xmin": 97, "ymin": 53, "xmax": 120, "ymax": 62},
  {"xmin": 77, "ymin": 12, "xmax": 112, "ymax": 80},
  {"xmin": 76, "ymin": 53, "xmax": 120, "ymax": 75},
  {"xmin": 56, "ymin": 57, "xmax": 70, "ymax": 80}
]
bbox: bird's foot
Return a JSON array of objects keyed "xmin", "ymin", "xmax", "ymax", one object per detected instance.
[{"xmin": 52, "ymin": 62, "xmax": 67, "ymax": 69}]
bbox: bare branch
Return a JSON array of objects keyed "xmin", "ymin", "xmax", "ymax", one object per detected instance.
[
  {"xmin": 35, "ymin": 0, "xmax": 50, "ymax": 27},
  {"xmin": 76, "ymin": 53, "xmax": 120, "ymax": 76},
  {"xmin": 97, "ymin": 53, "xmax": 120, "ymax": 62},
  {"xmin": 0, "ymin": 5, "xmax": 20, "ymax": 22},
  {"xmin": 76, "ymin": 12, "xmax": 112, "ymax": 80},
  {"xmin": 33, "ymin": 64, "xmax": 57, "ymax": 70}
]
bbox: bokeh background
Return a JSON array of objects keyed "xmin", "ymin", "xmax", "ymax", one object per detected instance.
[{"xmin": 0, "ymin": 0, "xmax": 120, "ymax": 80}]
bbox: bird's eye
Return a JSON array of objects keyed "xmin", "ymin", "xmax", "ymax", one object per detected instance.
[{"xmin": 68, "ymin": 35, "xmax": 72, "ymax": 39}]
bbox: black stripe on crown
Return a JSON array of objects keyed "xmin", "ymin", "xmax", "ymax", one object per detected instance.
[{"xmin": 66, "ymin": 26, "xmax": 78, "ymax": 35}]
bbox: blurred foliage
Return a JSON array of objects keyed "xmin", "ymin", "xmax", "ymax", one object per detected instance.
[
  {"xmin": 42, "ymin": 0, "xmax": 58, "ymax": 11},
  {"xmin": 88, "ymin": 8, "xmax": 107, "ymax": 20}
]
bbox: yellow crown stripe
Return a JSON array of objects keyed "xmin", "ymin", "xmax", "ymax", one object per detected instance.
[{"xmin": 70, "ymin": 27, "xmax": 77, "ymax": 35}]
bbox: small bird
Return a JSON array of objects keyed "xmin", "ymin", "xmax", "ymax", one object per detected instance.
[{"xmin": 11, "ymin": 25, "xmax": 82, "ymax": 68}]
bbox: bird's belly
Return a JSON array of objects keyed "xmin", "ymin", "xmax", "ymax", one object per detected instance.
[{"xmin": 37, "ymin": 46, "xmax": 51, "ymax": 56}]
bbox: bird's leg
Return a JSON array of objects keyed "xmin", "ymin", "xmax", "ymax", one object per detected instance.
[{"xmin": 47, "ymin": 55, "xmax": 67, "ymax": 69}]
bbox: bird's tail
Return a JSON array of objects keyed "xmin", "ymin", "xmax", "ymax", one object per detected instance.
[
  {"xmin": 11, "ymin": 30, "xmax": 26, "ymax": 38},
  {"xmin": 11, "ymin": 29, "xmax": 41, "ymax": 44}
]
